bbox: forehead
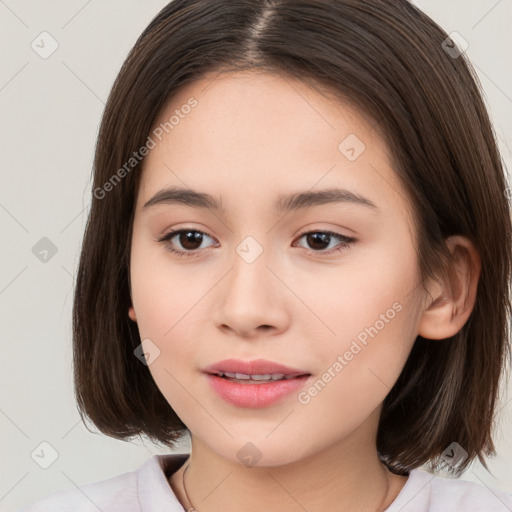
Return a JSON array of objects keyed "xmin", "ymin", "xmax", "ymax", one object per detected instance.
[{"xmin": 137, "ymin": 69, "xmax": 411, "ymax": 223}]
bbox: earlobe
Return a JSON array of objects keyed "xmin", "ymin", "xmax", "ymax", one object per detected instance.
[
  {"xmin": 129, "ymin": 305, "xmax": 137, "ymax": 322},
  {"xmin": 417, "ymin": 235, "xmax": 481, "ymax": 340}
]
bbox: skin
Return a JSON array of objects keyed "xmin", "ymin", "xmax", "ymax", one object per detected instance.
[{"xmin": 128, "ymin": 70, "xmax": 481, "ymax": 512}]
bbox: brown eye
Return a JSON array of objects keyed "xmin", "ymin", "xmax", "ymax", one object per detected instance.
[
  {"xmin": 305, "ymin": 232, "xmax": 331, "ymax": 250},
  {"xmin": 158, "ymin": 229, "xmax": 217, "ymax": 257},
  {"xmin": 175, "ymin": 231, "xmax": 204, "ymax": 251},
  {"xmin": 294, "ymin": 230, "xmax": 355, "ymax": 254}
]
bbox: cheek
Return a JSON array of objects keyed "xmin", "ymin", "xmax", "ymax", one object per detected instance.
[
  {"xmin": 129, "ymin": 246, "xmax": 209, "ymax": 414},
  {"xmin": 129, "ymin": 242, "xmax": 219, "ymax": 405},
  {"xmin": 130, "ymin": 232, "xmax": 205, "ymax": 339},
  {"xmin": 303, "ymin": 237, "xmax": 416, "ymax": 327},
  {"xmin": 296, "ymin": 234, "xmax": 420, "ymax": 392}
]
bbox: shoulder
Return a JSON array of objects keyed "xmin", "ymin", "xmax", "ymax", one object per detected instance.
[
  {"xmin": 17, "ymin": 453, "xmax": 189, "ymax": 512},
  {"xmin": 388, "ymin": 468, "xmax": 512, "ymax": 512},
  {"xmin": 429, "ymin": 471, "xmax": 512, "ymax": 511},
  {"xmin": 17, "ymin": 467, "xmax": 139, "ymax": 512}
]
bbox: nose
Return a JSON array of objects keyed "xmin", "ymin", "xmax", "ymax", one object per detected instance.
[{"xmin": 212, "ymin": 244, "xmax": 290, "ymax": 339}]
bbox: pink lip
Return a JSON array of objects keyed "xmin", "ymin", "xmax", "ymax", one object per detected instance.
[
  {"xmin": 205, "ymin": 374, "xmax": 312, "ymax": 408},
  {"xmin": 202, "ymin": 358, "xmax": 309, "ymax": 377},
  {"xmin": 202, "ymin": 358, "xmax": 312, "ymax": 408}
]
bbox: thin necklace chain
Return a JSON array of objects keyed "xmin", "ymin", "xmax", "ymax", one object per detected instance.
[{"xmin": 181, "ymin": 459, "xmax": 391, "ymax": 512}]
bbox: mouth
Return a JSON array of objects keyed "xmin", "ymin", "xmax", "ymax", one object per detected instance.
[
  {"xmin": 202, "ymin": 358, "xmax": 310, "ymax": 380},
  {"xmin": 204, "ymin": 372, "xmax": 312, "ymax": 408},
  {"xmin": 204, "ymin": 370, "xmax": 311, "ymax": 383},
  {"xmin": 202, "ymin": 358, "xmax": 312, "ymax": 406}
]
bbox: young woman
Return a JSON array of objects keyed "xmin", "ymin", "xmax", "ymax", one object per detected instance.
[{"xmin": 20, "ymin": 0, "xmax": 512, "ymax": 510}]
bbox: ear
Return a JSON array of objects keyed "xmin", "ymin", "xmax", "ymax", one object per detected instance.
[
  {"xmin": 128, "ymin": 279, "xmax": 137, "ymax": 322},
  {"xmin": 129, "ymin": 305, "xmax": 137, "ymax": 322},
  {"xmin": 417, "ymin": 235, "xmax": 481, "ymax": 340}
]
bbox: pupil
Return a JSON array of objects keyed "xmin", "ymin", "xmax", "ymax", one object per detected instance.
[
  {"xmin": 308, "ymin": 233, "xmax": 330, "ymax": 250},
  {"xmin": 181, "ymin": 231, "xmax": 202, "ymax": 250}
]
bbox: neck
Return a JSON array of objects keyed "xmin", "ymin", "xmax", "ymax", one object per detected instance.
[{"xmin": 168, "ymin": 421, "xmax": 407, "ymax": 512}]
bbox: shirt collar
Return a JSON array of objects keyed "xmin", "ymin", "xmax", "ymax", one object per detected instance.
[{"xmin": 138, "ymin": 453, "xmax": 190, "ymax": 511}]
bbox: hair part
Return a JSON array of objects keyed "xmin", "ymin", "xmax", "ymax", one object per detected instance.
[{"xmin": 73, "ymin": 0, "xmax": 512, "ymax": 477}]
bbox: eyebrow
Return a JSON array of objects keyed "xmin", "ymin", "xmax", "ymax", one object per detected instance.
[{"xmin": 143, "ymin": 186, "xmax": 380, "ymax": 213}]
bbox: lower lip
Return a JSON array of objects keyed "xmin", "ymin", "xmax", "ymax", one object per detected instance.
[{"xmin": 205, "ymin": 373, "xmax": 311, "ymax": 408}]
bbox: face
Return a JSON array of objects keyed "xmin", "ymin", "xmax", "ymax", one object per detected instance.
[{"xmin": 128, "ymin": 70, "xmax": 427, "ymax": 466}]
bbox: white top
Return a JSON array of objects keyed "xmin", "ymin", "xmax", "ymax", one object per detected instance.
[{"xmin": 18, "ymin": 453, "xmax": 512, "ymax": 511}]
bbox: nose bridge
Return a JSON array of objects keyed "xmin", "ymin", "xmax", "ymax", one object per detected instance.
[
  {"xmin": 214, "ymin": 232, "xmax": 288, "ymax": 334},
  {"xmin": 228, "ymin": 233, "xmax": 272, "ymax": 303}
]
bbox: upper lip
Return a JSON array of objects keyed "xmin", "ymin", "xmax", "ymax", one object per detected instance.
[{"xmin": 203, "ymin": 358, "xmax": 310, "ymax": 377}]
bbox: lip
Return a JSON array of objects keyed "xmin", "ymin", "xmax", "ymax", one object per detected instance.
[
  {"xmin": 205, "ymin": 373, "xmax": 312, "ymax": 408},
  {"xmin": 202, "ymin": 358, "xmax": 310, "ymax": 377},
  {"xmin": 202, "ymin": 358, "xmax": 312, "ymax": 408}
]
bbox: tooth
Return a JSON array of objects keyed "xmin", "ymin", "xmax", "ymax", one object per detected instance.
[{"xmin": 218, "ymin": 372, "xmax": 294, "ymax": 381}]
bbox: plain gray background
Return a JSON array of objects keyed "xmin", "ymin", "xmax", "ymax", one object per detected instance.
[{"xmin": 1, "ymin": 1, "xmax": 511, "ymax": 511}]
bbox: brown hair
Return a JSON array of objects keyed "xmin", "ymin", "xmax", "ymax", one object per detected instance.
[{"xmin": 73, "ymin": 0, "xmax": 512, "ymax": 477}]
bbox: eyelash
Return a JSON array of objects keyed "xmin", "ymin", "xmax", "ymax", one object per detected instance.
[{"xmin": 157, "ymin": 228, "xmax": 356, "ymax": 258}]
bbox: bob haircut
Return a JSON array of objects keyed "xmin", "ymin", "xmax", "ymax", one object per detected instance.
[{"xmin": 73, "ymin": 0, "xmax": 512, "ymax": 477}]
